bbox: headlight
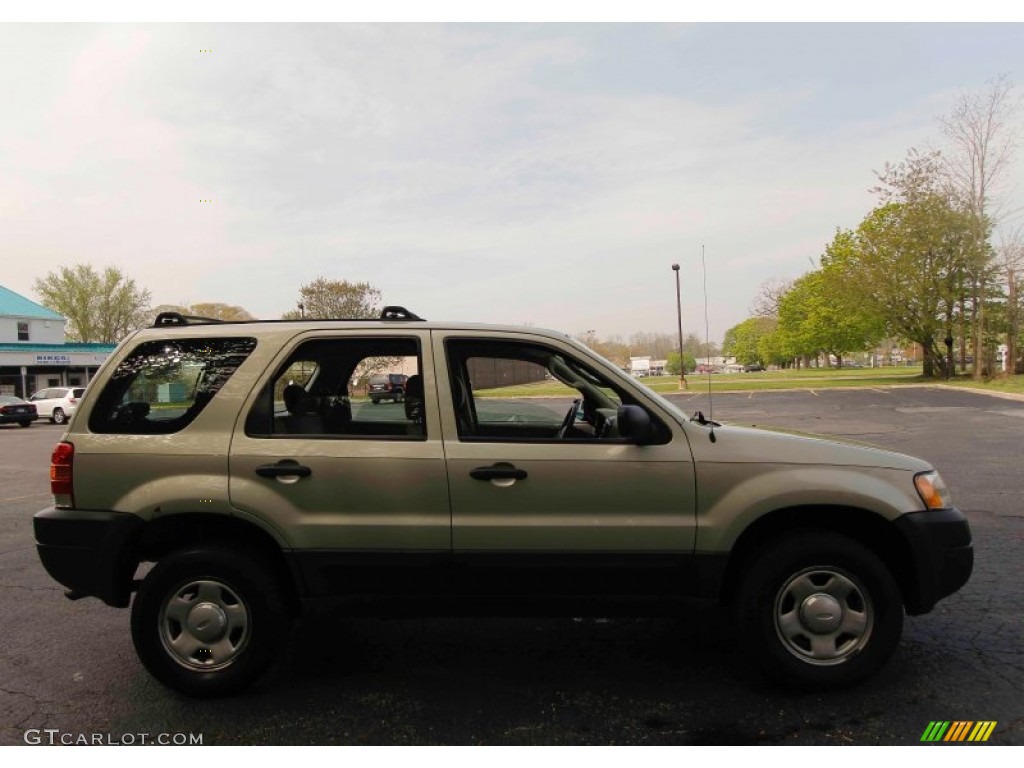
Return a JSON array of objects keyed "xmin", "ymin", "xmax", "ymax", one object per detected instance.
[{"xmin": 914, "ymin": 471, "xmax": 952, "ymax": 510}]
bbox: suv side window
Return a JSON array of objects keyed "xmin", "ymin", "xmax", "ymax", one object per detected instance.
[
  {"xmin": 446, "ymin": 338, "xmax": 667, "ymax": 443},
  {"xmin": 89, "ymin": 337, "xmax": 257, "ymax": 434},
  {"xmin": 245, "ymin": 337, "xmax": 425, "ymax": 440}
]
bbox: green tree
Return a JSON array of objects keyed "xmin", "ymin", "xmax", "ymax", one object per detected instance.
[
  {"xmin": 834, "ymin": 189, "xmax": 979, "ymax": 377},
  {"xmin": 33, "ymin": 264, "xmax": 151, "ymax": 343},
  {"xmin": 665, "ymin": 351, "xmax": 697, "ymax": 375},
  {"xmin": 778, "ymin": 245, "xmax": 886, "ymax": 368},
  {"xmin": 723, "ymin": 317, "xmax": 777, "ymax": 366},
  {"xmin": 282, "ymin": 277, "xmax": 383, "ymax": 320}
]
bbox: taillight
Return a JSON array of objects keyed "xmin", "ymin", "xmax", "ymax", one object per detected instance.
[{"xmin": 50, "ymin": 441, "xmax": 74, "ymax": 508}]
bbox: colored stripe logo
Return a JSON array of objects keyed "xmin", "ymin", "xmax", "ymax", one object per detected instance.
[{"xmin": 921, "ymin": 721, "xmax": 997, "ymax": 742}]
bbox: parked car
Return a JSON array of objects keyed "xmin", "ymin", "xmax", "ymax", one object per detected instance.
[
  {"xmin": 29, "ymin": 387, "xmax": 85, "ymax": 425},
  {"xmin": 368, "ymin": 373, "xmax": 407, "ymax": 403},
  {"xmin": 33, "ymin": 306, "xmax": 973, "ymax": 697},
  {"xmin": 0, "ymin": 395, "xmax": 38, "ymax": 427},
  {"xmin": 743, "ymin": 364, "xmax": 765, "ymax": 372}
]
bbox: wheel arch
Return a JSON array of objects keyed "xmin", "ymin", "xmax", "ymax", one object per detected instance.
[
  {"xmin": 132, "ymin": 513, "xmax": 302, "ymax": 615},
  {"xmin": 718, "ymin": 505, "xmax": 918, "ymax": 610}
]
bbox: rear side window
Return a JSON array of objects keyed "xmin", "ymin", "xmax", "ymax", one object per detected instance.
[
  {"xmin": 89, "ymin": 337, "xmax": 257, "ymax": 434},
  {"xmin": 245, "ymin": 336, "xmax": 423, "ymax": 440}
]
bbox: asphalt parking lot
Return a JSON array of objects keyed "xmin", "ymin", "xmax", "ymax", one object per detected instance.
[{"xmin": 1, "ymin": 386, "xmax": 1021, "ymax": 746}]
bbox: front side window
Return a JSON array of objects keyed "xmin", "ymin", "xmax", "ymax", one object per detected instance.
[
  {"xmin": 245, "ymin": 337, "xmax": 424, "ymax": 440},
  {"xmin": 446, "ymin": 339, "xmax": 666, "ymax": 443},
  {"xmin": 89, "ymin": 337, "xmax": 257, "ymax": 434}
]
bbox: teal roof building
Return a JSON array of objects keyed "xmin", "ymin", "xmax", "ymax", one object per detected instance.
[{"xmin": 0, "ymin": 284, "xmax": 64, "ymax": 320}]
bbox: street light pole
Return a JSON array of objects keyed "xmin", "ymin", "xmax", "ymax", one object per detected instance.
[{"xmin": 672, "ymin": 263, "xmax": 687, "ymax": 390}]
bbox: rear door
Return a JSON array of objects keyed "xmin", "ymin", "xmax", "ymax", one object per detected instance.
[{"xmin": 228, "ymin": 330, "xmax": 450, "ymax": 597}]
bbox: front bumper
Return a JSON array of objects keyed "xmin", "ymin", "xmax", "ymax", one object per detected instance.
[
  {"xmin": 894, "ymin": 506, "xmax": 973, "ymax": 615},
  {"xmin": 34, "ymin": 507, "xmax": 143, "ymax": 608}
]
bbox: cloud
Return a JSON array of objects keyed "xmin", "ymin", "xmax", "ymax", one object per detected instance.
[{"xmin": 1, "ymin": 23, "xmax": 1019, "ymax": 343}]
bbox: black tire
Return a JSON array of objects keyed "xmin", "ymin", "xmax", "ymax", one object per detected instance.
[
  {"xmin": 131, "ymin": 546, "xmax": 291, "ymax": 697},
  {"xmin": 19, "ymin": 421, "xmax": 32, "ymax": 428},
  {"xmin": 371, "ymin": 398, "xmax": 380, "ymax": 404},
  {"xmin": 733, "ymin": 531, "xmax": 903, "ymax": 690},
  {"xmin": 52, "ymin": 408, "xmax": 67, "ymax": 425}
]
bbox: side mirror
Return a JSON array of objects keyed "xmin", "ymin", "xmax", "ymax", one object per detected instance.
[{"xmin": 617, "ymin": 404, "xmax": 653, "ymax": 444}]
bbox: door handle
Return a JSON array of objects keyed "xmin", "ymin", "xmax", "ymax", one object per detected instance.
[
  {"xmin": 470, "ymin": 464, "xmax": 527, "ymax": 481},
  {"xmin": 256, "ymin": 460, "xmax": 312, "ymax": 482}
]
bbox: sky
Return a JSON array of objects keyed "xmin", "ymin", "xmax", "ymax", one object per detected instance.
[{"xmin": 1, "ymin": 18, "xmax": 1022, "ymax": 344}]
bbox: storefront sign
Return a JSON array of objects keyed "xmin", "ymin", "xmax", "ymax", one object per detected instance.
[{"xmin": 35, "ymin": 354, "xmax": 72, "ymax": 365}]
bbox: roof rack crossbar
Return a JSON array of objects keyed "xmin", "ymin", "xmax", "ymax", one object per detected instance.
[
  {"xmin": 152, "ymin": 312, "xmax": 226, "ymax": 327},
  {"xmin": 379, "ymin": 306, "xmax": 425, "ymax": 321}
]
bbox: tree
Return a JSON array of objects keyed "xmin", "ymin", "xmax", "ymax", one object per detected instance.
[
  {"xmin": 282, "ymin": 277, "xmax": 383, "ymax": 320},
  {"xmin": 995, "ymin": 229, "xmax": 1024, "ymax": 374},
  {"xmin": 831, "ymin": 151, "xmax": 974, "ymax": 378},
  {"xmin": 751, "ymin": 277, "xmax": 794, "ymax": 319},
  {"xmin": 628, "ymin": 331, "xmax": 678, "ymax": 360},
  {"xmin": 723, "ymin": 317, "xmax": 777, "ymax": 366},
  {"xmin": 940, "ymin": 75, "xmax": 1021, "ymax": 378},
  {"xmin": 576, "ymin": 331, "xmax": 630, "ymax": 368},
  {"xmin": 665, "ymin": 351, "xmax": 696, "ymax": 375},
  {"xmin": 777, "ymin": 238, "xmax": 886, "ymax": 368},
  {"xmin": 33, "ymin": 264, "xmax": 151, "ymax": 343}
]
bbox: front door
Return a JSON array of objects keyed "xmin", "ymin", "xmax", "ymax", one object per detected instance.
[{"xmin": 435, "ymin": 332, "xmax": 697, "ymax": 596}]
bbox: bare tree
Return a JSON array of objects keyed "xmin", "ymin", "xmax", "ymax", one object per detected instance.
[
  {"xmin": 940, "ymin": 74, "xmax": 1022, "ymax": 378},
  {"xmin": 282, "ymin": 277, "xmax": 382, "ymax": 320},
  {"xmin": 751, "ymin": 277, "xmax": 794, "ymax": 318},
  {"xmin": 997, "ymin": 228, "xmax": 1024, "ymax": 374}
]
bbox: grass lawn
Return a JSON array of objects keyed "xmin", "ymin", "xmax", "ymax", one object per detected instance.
[
  {"xmin": 938, "ymin": 374, "xmax": 1024, "ymax": 395},
  {"xmin": 473, "ymin": 366, "xmax": 1024, "ymax": 398}
]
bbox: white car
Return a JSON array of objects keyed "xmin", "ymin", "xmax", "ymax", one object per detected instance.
[{"xmin": 28, "ymin": 387, "xmax": 85, "ymax": 425}]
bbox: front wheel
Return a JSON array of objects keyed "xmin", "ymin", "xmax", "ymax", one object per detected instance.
[
  {"xmin": 131, "ymin": 547, "xmax": 291, "ymax": 697},
  {"xmin": 733, "ymin": 531, "xmax": 903, "ymax": 690}
]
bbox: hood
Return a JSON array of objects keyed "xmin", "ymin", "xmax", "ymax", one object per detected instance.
[{"xmin": 688, "ymin": 422, "xmax": 931, "ymax": 472}]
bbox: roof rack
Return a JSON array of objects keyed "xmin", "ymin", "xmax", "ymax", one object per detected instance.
[
  {"xmin": 152, "ymin": 312, "xmax": 226, "ymax": 327},
  {"xmin": 379, "ymin": 306, "xmax": 424, "ymax": 321},
  {"xmin": 149, "ymin": 306, "xmax": 425, "ymax": 327}
]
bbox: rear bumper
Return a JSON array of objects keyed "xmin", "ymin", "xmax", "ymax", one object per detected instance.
[
  {"xmin": 0, "ymin": 413, "xmax": 37, "ymax": 423},
  {"xmin": 34, "ymin": 507, "xmax": 143, "ymax": 608},
  {"xmin": 895, "ymin": 506, "xmax": 973, "ymax": 615}
]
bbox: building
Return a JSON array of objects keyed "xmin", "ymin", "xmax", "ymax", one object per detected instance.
[{"xmin": 0, "ymin": 285, "xmax": 116, "ymax": 398}]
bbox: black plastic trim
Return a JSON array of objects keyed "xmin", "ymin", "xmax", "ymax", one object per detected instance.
[
  {"xmin": 893, "ymin": 506, "xmax": 973, "ymax": 615},
  {"xmin": 33, "ymin": 508, "xmax": 144, "ymax": 608}
]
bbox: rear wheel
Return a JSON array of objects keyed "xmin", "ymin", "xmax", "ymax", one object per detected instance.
[
  {"xmin": 734, "ymin": 531, "xmax": 903, "ymax": 689},
  {"xmin": 131, "ymin": 546, "xmax": 291, "ymax": 697},
  {"xmin": 52, "ymin": 408, "xmax": 67, "ymax": 425},
  {"xmin": 19, "ymin": 421, "xmax": 32, "ymax": 428}
]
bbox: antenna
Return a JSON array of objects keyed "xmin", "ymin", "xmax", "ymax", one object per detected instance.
[{"xmin": 702, "ymin": 245, "xmax": 717, "ymax": 443}]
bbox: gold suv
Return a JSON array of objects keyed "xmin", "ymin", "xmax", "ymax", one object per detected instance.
[{"xmin": 33, "ymin": 307, "xmax": 973, "ymax": 697}]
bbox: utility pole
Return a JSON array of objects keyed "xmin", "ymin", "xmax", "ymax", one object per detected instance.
[{"xmin": 672, "ymin": 263, "xmax": 688, "ymax": 390}]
